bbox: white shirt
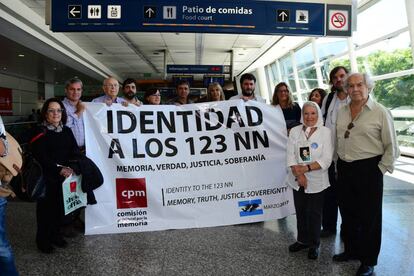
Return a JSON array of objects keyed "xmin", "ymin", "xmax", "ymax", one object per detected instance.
[
  {"xmin": 286, "ymin": 125, "xmax": 333, "ymax": 193},
  {"xmin": 229, "ymin": 94, "xmax": 266, "ymax": 103},
  {"xmin": 321, "ymin": 93, "xmax": 350, "ymax": 159}
]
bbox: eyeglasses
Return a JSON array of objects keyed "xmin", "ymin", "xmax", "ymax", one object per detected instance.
[
  {"xmin": 344, "ymin": 122, "xmax": 354, "ymax": 139},
  {"xmin": 105, "ymin": 84, "xmax": 119, "ymax": 88},
  {"xmin": 47, "ymin": 109, "xmax": 64, "ymax": 114}
]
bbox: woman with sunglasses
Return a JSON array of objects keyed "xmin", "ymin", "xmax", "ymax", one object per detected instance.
[
  {"xmin": 334, "ymin": 73, "xmax": 399, "ymax": 276},
  {"xmin": 143, "ymin": 88, "xmax": 162, "ymax": 105},
  {"xmin": 286, "ymin": 101, "xmax": 333, "ymax": 260},
  {"xmin": 30, "ymin": 98, "xmax": 81, "ymax": 253}
]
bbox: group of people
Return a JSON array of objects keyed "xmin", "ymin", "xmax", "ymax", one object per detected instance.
[
  {"xmin": 286, "ymin": 66, "xmax": 399, "ymax": 276},
  {"xmin": 0, "ymin": 67, "xmax": 399, "ymax": 276}
]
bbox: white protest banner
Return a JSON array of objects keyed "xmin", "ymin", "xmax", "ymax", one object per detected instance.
[{"xmin": 84, "ymin": 100, "xmax": 294, "ymax": 235}]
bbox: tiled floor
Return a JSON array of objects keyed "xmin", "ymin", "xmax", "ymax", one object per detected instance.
[{"xmin": 6, "ymin": 158, "xmax": 414, "ymax": 276}]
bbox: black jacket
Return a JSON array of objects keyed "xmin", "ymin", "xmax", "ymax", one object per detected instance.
[{"xmin": 69, "ymin": 154, "xmax": 103, "ymax": 205}]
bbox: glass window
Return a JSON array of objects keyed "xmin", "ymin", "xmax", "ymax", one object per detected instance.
[
  {"xmin": 279, "ymin": 54, "xmax": 293, "ymax": 76},
  {"xmin": 298, "ymin": 66, "xmax": 318, "ymax": 93},
  {"xmin": 356, "ymin": 32, "xmax": 413, "ymax": 75},
  {"xmin": 316, "ymin": 37, "xmax": 348, "ymax": 63},
  {"xmin": 279, "ymin": 54, "xmax": 296, "ymax": 92},
  {"xmin": 270, "ymin": 63, "xmax": 280, "ymax": 86},
  {"xmin": 294, "ymin": 43, "xmax": 314, "ymax": 70},
  {"xmin": 354, "ymin": 0, "xmax": 408, "ymax": 46}
]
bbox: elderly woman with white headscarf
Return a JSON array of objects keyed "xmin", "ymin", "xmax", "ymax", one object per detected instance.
[{"xmin": 286, "ymin": 101, "xmax": 333, "ymax": 260}]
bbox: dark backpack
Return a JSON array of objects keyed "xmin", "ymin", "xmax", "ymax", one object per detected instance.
[
  {"xmin": 9, "ymin": 131, "xmax": 46, "ymax": 201},
  {"xmin": 323, "ymin": 92, "xmax": 336, "ymax": 125}
]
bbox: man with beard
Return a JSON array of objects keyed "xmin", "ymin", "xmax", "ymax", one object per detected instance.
[
  {"xmin": 320, "ymin": 66, "xmax": 350, "ymax": 238},
  {"xmin": 122, "ymin": 78, "xmax": 142, "ymax": 106},
  {"xmin": 230, "ymin": 73, "xmax": 265, "ymax": 103}
]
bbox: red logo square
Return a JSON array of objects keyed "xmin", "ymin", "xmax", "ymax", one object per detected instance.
[
  {"xmin": 116, "ymin": 178, "xmax": 147, "ymax": 209},
  {"xmin": 70, "ymin": 181, "xmax": 77, "ymax": 193}
]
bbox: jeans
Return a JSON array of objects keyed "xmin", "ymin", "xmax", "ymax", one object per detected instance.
[{"xmin": 0, "ymin": 197, "xmax": 19, "ymax": 276}]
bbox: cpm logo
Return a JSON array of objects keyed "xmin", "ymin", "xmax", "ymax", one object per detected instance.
[{"xmin": 116, "ymin": 178, "xmax": 148, "ymax": 209}]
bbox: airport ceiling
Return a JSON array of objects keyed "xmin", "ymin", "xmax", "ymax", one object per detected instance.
[{"xmin": 0, "ymin": 0, "xmax": 312, "ymax": 85}]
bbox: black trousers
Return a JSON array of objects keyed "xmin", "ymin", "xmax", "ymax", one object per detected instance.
[
  {"xmin": 322, "ymin": 162, "xmax": 340, "ymax": 232},
  {"xmin": 337, "ymin": 156, "xmax": 383, "ymax": 266},
  {"xmin": 36, "ymin": 178, "xmax": 64, "ymax": 246},
  {"xmin": 293, "ymin": 188, "xmax": 325, "ymax": 248}
]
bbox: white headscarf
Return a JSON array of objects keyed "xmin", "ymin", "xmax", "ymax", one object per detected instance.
[{"xmin": 300, "ymin": 101, "xmax": 324, "ymax": 136}]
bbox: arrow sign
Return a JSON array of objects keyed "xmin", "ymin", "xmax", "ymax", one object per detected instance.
[
  {"xmin": 277, "ymin": 9, "xmax": 290, "ymax": 22},
  {"xmin": 144, "ymin": 6, "xmax": 156, "ymax": 19},
  {"xmin": 68, "ymin": 5, "xmax": 81, "ymax": 19}
]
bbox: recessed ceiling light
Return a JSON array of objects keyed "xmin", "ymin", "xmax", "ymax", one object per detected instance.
[
  {"xmin": 18, "ymin": 54, "xmax": 25, "ymax": 57},
  {"xmin": 2, "ymin": 67, "xmax": 6, "ymax": 70},
  {"xmin": 96, "ymin": 52, "xmax": 103, "ymax": 55}
]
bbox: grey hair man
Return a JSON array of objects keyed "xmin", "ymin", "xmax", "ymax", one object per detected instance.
[
  {"xmin": 62, "ymin": 77, "xmax": 85, "ymax": 149},
  {"xmin": 333, "ymin": 72, "xmax": 399, "ymax": 276},
  {"xmin": 92, "ymin": 77, "xmax": 126, "ymax": 105}
]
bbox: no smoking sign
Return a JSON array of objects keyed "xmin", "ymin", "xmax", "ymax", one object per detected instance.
[{"xmin": 328, "ymin": 10, "xmax": 348, "ymax": 31}]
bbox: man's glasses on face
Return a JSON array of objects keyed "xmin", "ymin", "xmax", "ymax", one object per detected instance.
[
  {"xmin": 344, "ymin": 122, "xmax": 354, "ymax": 139},
  {"xmin": 105, "ymin": 84, "xmax": 119, "ymax": 88}
]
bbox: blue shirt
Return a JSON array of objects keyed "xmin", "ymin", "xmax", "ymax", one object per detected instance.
[
  {"xmin": 91, "ymin": 95, "xmax": 126, "ymax": 104},
  {"xmin": 62, "ymin": 98, "xmax": 85, "ymax": 147}
]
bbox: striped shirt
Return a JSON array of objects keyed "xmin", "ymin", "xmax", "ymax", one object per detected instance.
[{"xmin": 62, "ymin": 98, "xmax": 85, "ymax": 148}]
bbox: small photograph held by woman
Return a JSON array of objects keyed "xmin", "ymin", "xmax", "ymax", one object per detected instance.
[
  {"xmin": 30, "ymin": 98, "xmax": 81, "ymax": 253},
  {"xmin": 272, "ymin": 82, "xmax": 302, "ymax": 133},
  {"xmin": 143, "ymin": 88, "xmax": 161, "ymax": 105},
  {"xmin": 286, "ymin": 101, "xmax": 333, "ymax": 260},
  {"xmin": 198, "ymin": 82, "xmax": 225, "ymax": 103},
  {"xmin": 308, "ymin": 88, "xmax": 327, "ymax": 108}
]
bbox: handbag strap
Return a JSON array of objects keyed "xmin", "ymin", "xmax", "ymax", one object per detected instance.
[{"xmin": 29, "ymin": 131, "xmax": 46, "ymax": 144}]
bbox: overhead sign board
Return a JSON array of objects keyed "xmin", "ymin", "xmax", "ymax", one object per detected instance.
[
  {"xmin": 325, "ymin": 4, "xmax": 352, "ymax": 36},
  {"xmin": 50, "ymin": 0, "xmax": 352, "ymax": 36},
  {"xmin": 167, "ymin": 65, "xmax": 224, "ymax": 74}
]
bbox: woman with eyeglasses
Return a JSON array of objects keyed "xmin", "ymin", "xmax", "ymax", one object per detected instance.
[
  {"xmin": 143, "ymin": 88, "xmax": 162, "ymax": 105},
  {"xmin": 272, "ymin": 82, "xmax": 301, "ymax": 134},
  {"xmin": 334, "ymin": 73, "xmax": 399, "ymax": 276},
  {"xmin": 286, "ymin": 101, "xmax": 333, "ymax": 260},
  {"xmin": 30, "ymin": 98, "xmax": 81, "ymax": 253}
]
